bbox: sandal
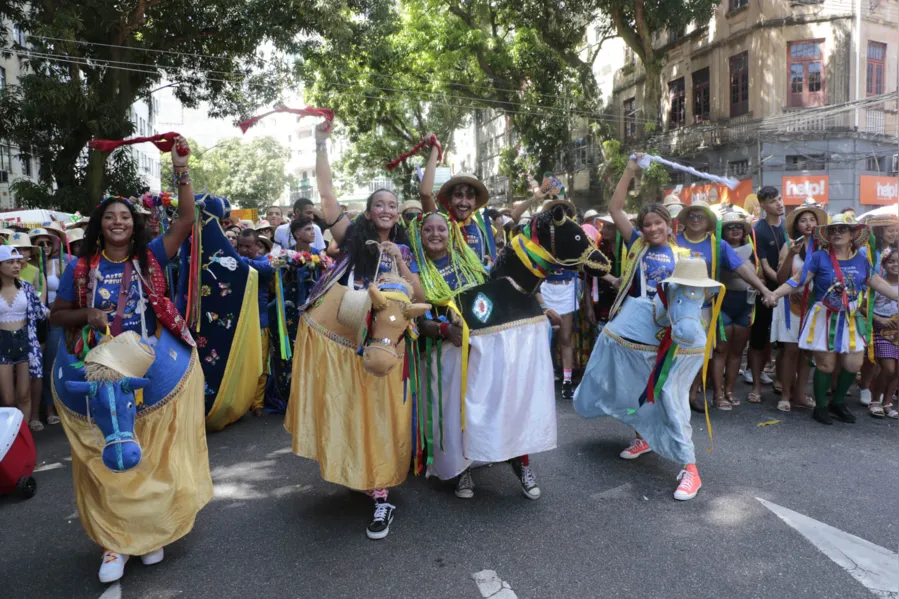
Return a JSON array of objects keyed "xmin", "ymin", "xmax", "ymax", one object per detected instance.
[
  {"xmin": 690, "ymin": 398, "xmax": 706, "ymax": 413},
  {"xmin": 869, "ymin": 402, "xmax": 885, "ymax": 418},
  {"xmin": 777, "ymin": 399, "xmax": 791, "ymax": 412},
  {"xmin": 887, "ymin": 409, "xmax": 899, "ymax": 419},
  {"xmin": 772, "ymin": 381, "xmax": 783, "ymax": 395},
  {"xmin": 726, "ymin": 392, "xmax": 741, "ymax": 407},
  {"xmin": 28, "ymin": 420, "xmax": 44, "ymax": 432},
  {"xmin": 47, "ymin": 415, "xmax": 60, "ymax": 425},
  {"xmin": 747, "ymin": 392, "xmax": 762, "ymax": 404},
  {"xmin": 791, "ymin": 395, "xmax": 815, "ymax": 409},
  {"xmin": 714, "ymin": 397, "xmax": 732, "ymax": 411}
]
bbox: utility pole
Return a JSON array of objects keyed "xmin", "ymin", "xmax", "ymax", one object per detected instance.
[{"xmin": 854, "ymin": 0, "xmax": 862, "ymax": 130}]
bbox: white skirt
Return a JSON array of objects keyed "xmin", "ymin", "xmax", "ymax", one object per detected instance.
[
  {"xmin": 425, "ymin": 343, "xmax": 470, "ymax": 481},
  {"xmin": 463, "ymin": 318, "xmax": 557, "ymax": 462},
  {"xmin": 798, "ymin": 302, "xmax": 867, "ymax": 354},
  {"xmin": 540, "ymin": 279, "xmax": 577, "ymax": 315},
  {"xmin": 771, "ymin": 296, "xmax": 800, "ymax": 344}
]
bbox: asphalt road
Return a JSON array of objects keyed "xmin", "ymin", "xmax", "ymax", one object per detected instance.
[{"xmin": 2, "ymin": 379, "xmax": 897, "ymax": 599}]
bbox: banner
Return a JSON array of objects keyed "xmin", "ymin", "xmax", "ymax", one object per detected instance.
[
  {"xmin": 860, "ymin": 175, "xmax": 899, "ymax": 206},
  {"xmin": 665, "ymin": 179, "xmax": 753, "ymax": 207},
  {"xmin": 230, "ymin": 208, "xmax": 259, "ymax": 223},
  {"xmin": 782, "ymin": 175, "xmax": 829, "ymax": 205}
]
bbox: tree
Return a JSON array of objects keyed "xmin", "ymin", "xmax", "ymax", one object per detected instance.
[
  {"xmin": 591, "ymin": 0, "xmax": 718, "ymax": 133},
  {"xmin": 596, "ymin": 138, "xmax": 670, "ymax": 210},
  {"xmin": 162, "ymin": 137, "xmax": 291, "ymax": 210},
  {"xmin": 0, "ymin": 0, "xmax": 381, "ymax": 212}
]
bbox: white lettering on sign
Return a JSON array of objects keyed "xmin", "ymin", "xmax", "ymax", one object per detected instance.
[
  {"xmin": 876, "ymin": 181, "xmax": 898, "ymax": 201},
  {"xmin": 786, "ymin": 180, "xmax": 826, "ymax": 197}
]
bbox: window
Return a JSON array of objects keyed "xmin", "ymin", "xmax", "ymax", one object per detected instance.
[
  {"xmin": 786, "ymin": 154, "xmax": 826, "ymax": 171},
  {"xmin": 19, "ymin": 148, "xmax": 32, "ymax": 177},
  {"xmin": 669, "ymin": 27, "xmax": 685, "ymax": 44},
  {"xmin": 730, "ymin": 0, "xmax": 749, "ymax": 9},
  {"xmin": 865, "ymin": 156, "xmax": 888, "ymax": 172},
  {"xmin": 668, "ymin": 78, "xmax": 686, "ymax": 129},
  {"xmin": 729, "ymin": 52, "xmax": 749, "ymax": 117},
  {"xmin": 728, "ymin": 159, "xmax": 749, "ymax": 177},
  {"xmin": 12, "ymin": 26, "xmax": 25, "ymax": 47},
  {"xmin": 0, "ymin": 67, "xmax": 5, "ymax": 89},
  {"xmin": 867, "ymin": 42, "xmax": 886, "ymax": 96},
  {"xmin": 623, "ymin": 97, "xmax": 637, "ymax": 140},
  {"xmin": 670, "ymin": 171, "xmax": 687, "ymax": 185},
  {"xmin": 0, "ymin": 144, "xmax": 11, "ymax": 170},
  {"xmin": 692, "ymin": 68, "xmax": 710, "ymax": 123},
  {"xmin": 788, "ymin": 40, "xmax": 824, "ymax": 107}
]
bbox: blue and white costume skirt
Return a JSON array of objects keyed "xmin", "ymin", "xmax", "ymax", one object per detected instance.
[{"xmin": 798, "ymin": 301, "xmax": 867, "ymax": 354}]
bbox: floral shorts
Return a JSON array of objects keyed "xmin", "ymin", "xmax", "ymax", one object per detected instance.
[{"xmin": 0, "ymin": 327, "xmax": 29, "ymax": 365}]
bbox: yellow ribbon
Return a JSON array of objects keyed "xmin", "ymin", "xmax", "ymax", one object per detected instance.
[
  {"xmin": 848, "ymin": 309, "xmax": 857, "ymax": 352},
  {"xmin": 510, "ymin": 234, "xmax": 552, "ymax": 279},
  {"xmin": 807, "ymin": 305, "xmax": 822, "ymax": 344},
  {"xmin": 701, "ymin": 286, "xmax": 726, "ymax": 452}
]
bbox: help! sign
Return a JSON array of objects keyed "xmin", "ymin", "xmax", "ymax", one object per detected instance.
[
  {"xmin": 860, "ymin": 175, "xmax": 899, "ymax": 206},
  {"xmin": 782, "ymin": 175, "xmax": 829, "ymax": 205}
]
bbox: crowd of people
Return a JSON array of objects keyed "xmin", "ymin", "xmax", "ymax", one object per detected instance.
[{"xmin": 3, "ymin": 125, "xmax": 898, "ymax": 586}]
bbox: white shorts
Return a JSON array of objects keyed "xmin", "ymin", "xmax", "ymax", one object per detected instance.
[{"xmin": 540, "ymin": 279, "xmax": 578, "ymax": 315}]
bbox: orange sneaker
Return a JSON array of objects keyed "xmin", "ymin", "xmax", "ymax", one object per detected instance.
[
  {"xmin": 673, "ymin": 464, "xmax": 701, "ymax": 500},
  {"xmin": 619, "ymin": 438, "xmax": 652, "ymax": 460}
]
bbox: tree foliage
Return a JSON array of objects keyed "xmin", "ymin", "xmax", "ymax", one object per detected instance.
[
  {"xmin": 0, "ymin": 0, "xmax": 379, "ymax": 212},
  {"xmin": 161, "ymin": 137, "xmax": 291, "ymax": 211},
  {"xmin": 597, "ymin": 139, "xmax": 670, "ymax": 210}
]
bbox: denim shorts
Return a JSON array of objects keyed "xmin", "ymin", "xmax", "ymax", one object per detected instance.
[
  {"xmin": 0, "ymin": 327, "xmax": 29, "ymax": 365},
  {"xmin": 721, "ymin": 291, "xmax": 753, "ymax": 328}
]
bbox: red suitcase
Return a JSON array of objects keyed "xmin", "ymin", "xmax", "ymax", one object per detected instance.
[{"xmin": 0, "ymin": 408, "xmax": 37, "ymax": 498}]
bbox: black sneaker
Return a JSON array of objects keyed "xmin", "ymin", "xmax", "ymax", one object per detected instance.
[
  {"xmin": 509, "ymin": 458, "xmax": 541, "ymax": 500},
  {"xmin": 454, "ymin": 469, "xmax": 475, "ymax": 499},
  {"xmin": 828, "ymin": 403, "xmax": 856, "ymax": 423},
  {"xmin": 812, "ymin": 406, "xmax": 833, "ymax": 425},
  {"xmin": 561, "ymin": 381, "xmax": 574, "ymax": 400},
  {"xmin": 365, "ymin": 501, "xmax": 395, "ymax": 540}
]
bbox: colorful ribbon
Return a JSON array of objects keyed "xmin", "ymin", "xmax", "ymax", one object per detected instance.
[
  {"xmin": 88, "ymin": 132, "xmax": 189, "ymax": 155},
  {"xmin": 385, "ymin": 135, "xmax": 443, "ymax": 171},
  {"xmin": 237, "ymin": 106, "xmax": 334, "ymax": 134}
]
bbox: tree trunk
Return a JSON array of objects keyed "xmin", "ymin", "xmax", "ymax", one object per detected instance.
[
  {"xmin": 641, "ymin": 58, "xmax": 663, "ymax": 137},
  {"xmin": 85, "ymin": 150, "xmax": 109, "ymax": 209}
]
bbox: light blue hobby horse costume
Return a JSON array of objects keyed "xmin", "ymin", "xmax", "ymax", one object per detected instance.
[{"xmin": 574, "ymin": 257, "xmax": 722, "ymax": 465}]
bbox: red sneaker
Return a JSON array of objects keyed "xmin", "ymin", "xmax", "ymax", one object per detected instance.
[
  {"xmin": 673, "ymin": 464, "xmax": 702, "ymax": 500},
  {"xmin": 619, "ymin": 438, "xmax": 652, "ymax": 460}
]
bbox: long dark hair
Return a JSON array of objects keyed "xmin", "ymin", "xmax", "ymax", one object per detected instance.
[
  {"xmin": 339, "ymin": 189, "xmax": 409, "ymax": 278},
  {"xmin": 80, "ymin": 198, "xmax": 150, "ymax": 274},
  {"xmin": 874, "ymin": 224, "xmax": 899, "ymax": 251},
  {"xmin": 791, "ymin": 209, "xmax": 818, "ymax": 261}
]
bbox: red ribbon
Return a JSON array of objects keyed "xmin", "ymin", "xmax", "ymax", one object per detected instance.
[
  {"xmin": 237, "ymin": 106, "xmax": 335, "ymax": 134},
  {"xmin": 385, "ymin": 135, "xmax": 442, "ymax": 171},
  {"xmin": 88, "ymin": 132, "xmax": 188, "ymax": 156}
]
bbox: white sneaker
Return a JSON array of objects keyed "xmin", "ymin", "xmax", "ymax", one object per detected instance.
[
  {"xmin": 140, "ymin": 547, "xmax": 164, "ymax": 566},
  {"xmin": 760, "ymin": 372, "xmax": 774, "ymax": 385},
  {"xmin": 859, "ymin": 389, "xmax": 872, "ymax": 407},
  {"xmin": 98, "ymin": 551, "xmax": 129, "ymax": 583},
  {"xmin": 742, "ymin": 370, "xmax": 754, "ymax": 384}
]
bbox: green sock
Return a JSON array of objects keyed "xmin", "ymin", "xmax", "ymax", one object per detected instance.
[
  {"xmin": 813, "ymin": 369, "xmax": 831, "ymax": 408},
  {"xmin": 830, "ymin": 369, "xmax": 856, "ymax": 406}
]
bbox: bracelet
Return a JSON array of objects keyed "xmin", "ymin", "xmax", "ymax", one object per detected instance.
[
  {"xmin": 439, "ymin": 322, "xmax": 450, "ymax": 338},
  {"xmin": 539, "ymin": 303, "xmax": 549, "ymax": 311},
  {"xmin": 315, "ymin": 141, "xmax": 328, "ymax": 153},
  {"xmin": 173, "ymin": 170, "xmax": 191, "ymax": 186},
  {"xmin": 177, "ymin": 176, "xmax": 192, "ymax": 187}
]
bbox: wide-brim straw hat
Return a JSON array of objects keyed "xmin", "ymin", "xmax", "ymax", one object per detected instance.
[
  {"xmin": 662, "ymin": 256, "xmax": 722, "ymax": 288},
  {"xmin": 257, "ymin": 236, "xmax": 273, "ymax": 251},
  {"xmin": 785, "ymin": 199, "xmax": 829, "ymax": 237},
  {"xmin": 28, "ymin": 228, "xmax": 58, "ymax": 247},
  {"xmin": 45, "ymin": 221, "xmax": 69, "ymax": 244},
  {"xmin": 663, "ymin": 194, "xmax": 685, "ymax": 218},
  {"xmin": 66, "ymin": 228, "xmax": 85, "ymax": 244},
  {"xmin": 583, "ymin": 209, "xmax": 600, "ymax": 220},
  {"xmin": 7, "ymin": 232, "xmax": 37, "ymax": 250},
  {"xmin": 437, "ymin": 174, "xmax": 490, "ymax": 211},
  {"xmin": 719, "ymin": 210, "xmax": 752, "ymax": 238},
  {"xmin": 336, "ymin": 288, "xmax": 373, "ymax": 345},
  {"xmin": 84, "ymin": 331, "xmax": 155, "ymax": 380},
  {"xmin": 815, "ymin": 212, "xmax": 869, "ymax": 247},
  {"xmin": 0, "ymin": 228, "xmax": 16, "ymax": 238},
  {"xmin": 68, "ymin": 217, "xmax": 90, "ymax": 230},
  {"xmin": 400, "ymin": 200, "xmax": 423, "ymax": 216},
  {"xmin": 680, "ymin": 200, "xmax": 718, "ymax": 231},
  {"xmin": 540, "ymin": 198, "xmax": 576, "ymax": 217},
  {"xmin": 255, "ymin": 219, "xmax": 273, "ymax": 232}
]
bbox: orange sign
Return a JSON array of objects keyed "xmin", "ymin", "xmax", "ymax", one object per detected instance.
[
  {"xmin": 664, "ymin": 179, "xmax": 754, "ymax": 207},
  {"xmin": 782, "ymin": 175, "xmax": 829, "ymax": 205},
  {"xmin": 230, "ymin": 208, "xmax": 259, "ymax": 222},
  {"xmin": 860, "ymin": 175, "xmax": 899, "ymax": 206}
]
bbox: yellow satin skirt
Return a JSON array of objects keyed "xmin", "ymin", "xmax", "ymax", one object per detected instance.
[
  {"xmin": 285, "ymin": 314, "xmax": 411, "ymax": 491},
  {"xmin": 53, "ymin": 349, "xmax": 212, "ymax": 555}
]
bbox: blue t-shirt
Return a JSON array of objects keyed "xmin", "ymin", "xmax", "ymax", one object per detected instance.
[
  {"xmin": 460, "ymin": 220, "xmax": 487, "ymax": 264},
  {"xmin": 240, "ymin": 255, "xmax": 275, "ymax": 328},
  {"xmin": 627, "ymin": 230, "xmax": 676, "ymax": 298},
  {"xmin": 410, "ymin": 254, "xmax": 476, "ymax": 292},
  {"xmin": 57, "ymin": 237, "xmax": 170, "ymax": 336},
  {"xmin": 802, "ymin": 250, "xmax": 871, "ymax": 307},
  {"xmin": 675, "ymin": 232, "xmax": 744, "ymax": 276}
]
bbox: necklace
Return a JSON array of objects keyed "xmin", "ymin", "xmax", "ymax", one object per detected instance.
[{"xmin": 102, "ymin": 250, "xmax": 129, "ymax": 264}]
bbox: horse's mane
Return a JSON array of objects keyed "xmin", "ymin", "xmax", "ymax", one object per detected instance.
[
  {"xmin": 85, "ymin": 363, "xmax": 125, "ymax": 383},
  {"xmin": 377, "ymin": 272, "xmax": 413, "ymax": 297}
]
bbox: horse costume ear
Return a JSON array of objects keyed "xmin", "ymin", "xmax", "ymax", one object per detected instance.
[
  {"xmin": 123, "ymin": 377, "xmax": 151, "ymax": 392},
  {"xmin": 65, "ymin": 381, "xmax": 97, "ymax": 396},
  {"xmin": 368, "ymin": 285, "xmax": 388, "ymax": 310},
  {"xmin": 551, "ymin": 205, "xmax": 568, "ymax": 226},
  {"xmin": 404, "ymin": 303, "xmax": 432, "ymax": 320}
]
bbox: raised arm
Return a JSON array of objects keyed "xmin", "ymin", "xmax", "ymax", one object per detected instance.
[
  {"xmin": 315, "ymin": 121, "xmax": 349, "ymax": 245},
  {"xmin": 161, "ymin": 135, "xmax": 196, "ymax": 259},
  {"xmin": 419, "ymin": 135, "xmax": 440, "ymax": 212},
  {"xmin": 510, "ymin": 187, "xmax": 547, "ymax": 223},
  {"xmin": 609, "ymin": 157, "xmax": 638, "ymax": 242}
]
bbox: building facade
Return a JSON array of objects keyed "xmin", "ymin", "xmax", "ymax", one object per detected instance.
[{"xmin": 611, "ymin": 0, "xmax": 899, "ymax": 211}]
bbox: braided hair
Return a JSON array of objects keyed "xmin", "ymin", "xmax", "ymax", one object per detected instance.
[{"xmin": 408, "ymin": 212, "xmax": 486, "ymax": 304}]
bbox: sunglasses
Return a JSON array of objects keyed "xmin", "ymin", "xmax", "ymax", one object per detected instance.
[
  {"xmin": 724, "ymin": 224, "xmax": 744, "ymax": 232},
  {"xmin": 831, "ymin": 225, "xmax": 852, "ymax": 235},
  {"xmin": 686, "ymin": 212, "xmax": 707, "ymax": 221},
  {"xmin": 34, "ymin": 240, "xmax": 53, "ymax": 247}
]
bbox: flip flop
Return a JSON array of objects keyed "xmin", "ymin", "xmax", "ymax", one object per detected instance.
[
  {"xmin": 747, "ymin": 392, "xmax": 762, "ymax": 404},
  {"xmin": 726, "ymin": 392, "xmax": 741, "ymax": 407},
  {"xmin": 28, "ymin": 420, "xmax": 44, "ymax": 432},
  {"xmin": 47, "ymin": 415, "xmax": 61, "ymax": 425},
  {"xmin": 777, "ymin": 399, "xmax": 791, "ymax": 412}
]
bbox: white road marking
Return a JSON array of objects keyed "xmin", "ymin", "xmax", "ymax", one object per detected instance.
[
  {"xmin": 64, "ymin": 510, "xmax": 79, "ymax": 521},
  {"xmin": 98, "ymin": 582, "xmax": 121, "ymax": 599},
  {"xmin": 34, "ymin": 462, "xmax": 64, "ymax": 472},
  {"xmin": 757, "ymin": 498, "xmax": 898, "ymax": 598},
  {"xmin": 472, "ymin": 570, "xmax": 517, "ymax": 598}
]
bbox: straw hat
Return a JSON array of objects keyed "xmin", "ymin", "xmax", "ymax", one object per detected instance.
[
  {"xmin": 0, "ymin": 228, "xmax": 15, "ymax": 239},
  {"xmin": 84, "ymin": 331, "xmax": 155, "ymax": 380},
  {"xmin": 437, "ymin": 174, "xmax": 490, "ymax": 211},
  {"xmin": 0, "ymin": 246, "xmax": 23, "ymax": 263},
  {"xmin": 68, "ymin": 217, "xmax": 89, "ymax": 230},
  {"xmin": 28, "ymin": 228, "xmax": 57, "ymax": 246},
  {"xmin": 662, "ymin": 256, "xmax": 722, "ymax": 288},
  {"xmin": 45, "ymin": 221, "xmax": 68, "ymax": 244},
  {"xmin": 336, "ymin": 288, "xmax": 373, "ymax": 345},
  {"xmin": 7, "ymin": 231, "xmax": 36, "ymax": 250},
  {"xmin": 583, "ymin": 209, "xmax": 600, "ymax": 220},
  {"xmin": 785, "ymin": 198, "xmax": 829, "ymax": 237},
  {"xmin": 719, "ymin": 210, "xmax": 751, "ymax": 238},
  {"xmin": 815, "ymin": 212, "xmax": 869, "ymax": 247},
  {"xmin": 257, "ymin": 236, "xmax": 273, "ymax": 252},
  {"xmin": 66, "ymin": 228, "xmax": 85, "ymax": 244},
  {"xmin": 400, "ymin": 200, "xmax": 423, "ymax": 216},
  {"xmin": 680, "ymin": 200, "xmax": 718, "ymax": 231},
  {"xmin": 239, "ymin": 220, "xmax": 255, "ymax": 230},
  {"xmin": 255, "ymin": 219, "xmax": 273, "ymax": 232},
  {"xmin": 540, "ymin": 198, "xmax": 576, "ymax": 217}
]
